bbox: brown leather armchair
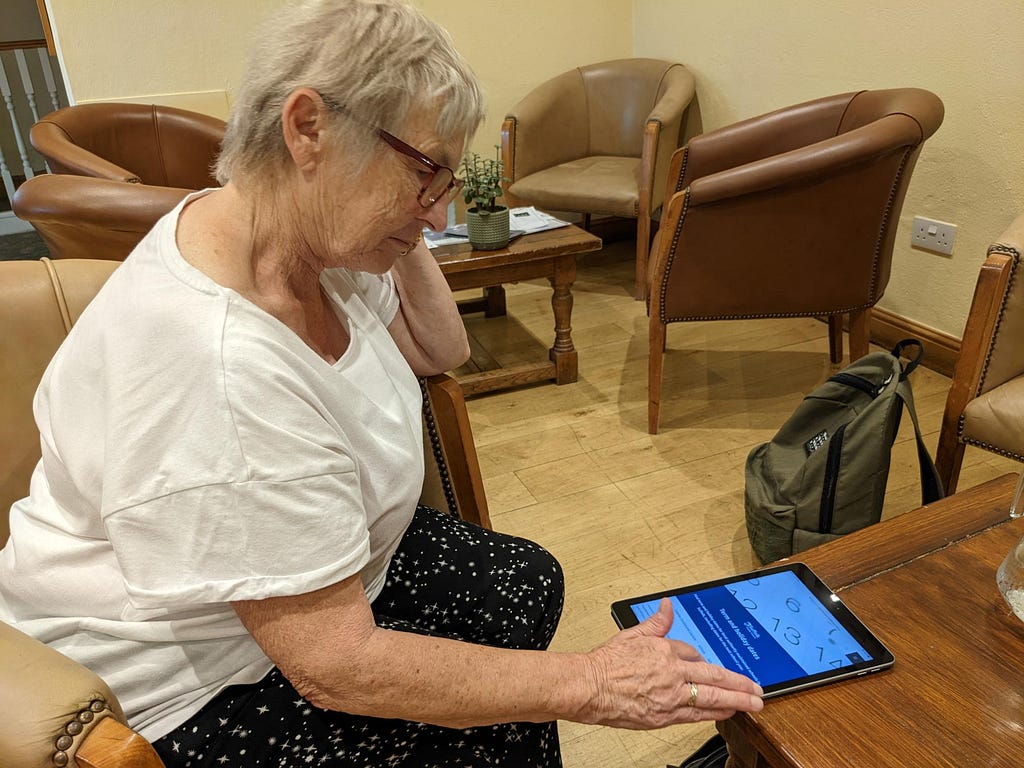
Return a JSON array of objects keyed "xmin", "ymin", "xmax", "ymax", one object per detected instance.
[
  {"xmin": 501, "ymin": 59, "xmax": 695, "ymax": 299},
  {"xmin": 11, "ymin": 174, "xmax": 192, "ymax": 261},
  {"xmin": 14, "ymin": 103, "xmax": 226, "ymax": 261},
  {"xmin": 0, "ymin": 258, "xmax": 489, "ymax": 767},
  {"xmin": 936, "ymin": 213, "xmax": 1024, "ymax": 494},
  {"xmin": 30, "ymin": 103, "xmax": 224, "ymax": 188},
  {"xmin": 646, "ymin": 88, "xmax": 944, "ymax": 434}
]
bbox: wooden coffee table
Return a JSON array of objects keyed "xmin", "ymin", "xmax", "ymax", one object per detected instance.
[
  {"xmin": 717, "ymin": 474, "xmax": 1024, "ymax": 768},
  {"xmin": 431, "ymin": 225, "xmax": 602, "ymax": 396}
]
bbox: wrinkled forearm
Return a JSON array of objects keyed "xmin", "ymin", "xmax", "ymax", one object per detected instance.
[{"xmin": 296, "ymin": 626, "xmax": 597, "ymax": 728}]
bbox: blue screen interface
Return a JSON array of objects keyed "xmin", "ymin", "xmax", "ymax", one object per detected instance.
[{"xmin": 630, "ymin": 570, "xmax": 871, "ymax": 686}]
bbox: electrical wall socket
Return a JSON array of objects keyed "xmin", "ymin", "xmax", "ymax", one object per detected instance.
[{"xmin": 911, "ymin": 216, "xmax": 956, "ymax": 255}]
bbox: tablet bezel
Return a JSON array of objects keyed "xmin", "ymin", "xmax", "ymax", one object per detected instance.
[{"xmin": 610, "ymin": 562, "xmax": 894, "ymax": 698}]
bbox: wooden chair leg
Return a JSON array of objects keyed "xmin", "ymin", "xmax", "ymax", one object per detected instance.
[
  {"xmin": 635, "ymin": 215, "xmax": 651, "ymax": 302},
  {"xmin": 935, "ymin": 420, "xmax": 965, "ymax": 496},
  {"xmin": 827, "ymin": 315, "xmax": 843, "ymax": 363},
  {"xmin": 649, "ymin": 318, "xmax": 666, "ymax": 434},
  {"xmin": 848, "ymin": 307, "xmax": 871, "ymax": 361}
]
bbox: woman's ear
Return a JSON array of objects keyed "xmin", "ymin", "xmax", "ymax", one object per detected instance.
[{"xmin": 281, "ymin": 88, "xmax": 328, "ymax": 173}]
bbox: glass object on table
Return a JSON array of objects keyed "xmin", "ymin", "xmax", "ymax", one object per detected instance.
[
  {"xmin": 996, "ymin": 530, "xmax": 1024, "ymax": 623},
  {"xmin": 1009, "ymin": 470, "xmax": 1024, "ymax": 519},
  {"xmin": 996, "ymin": 471, "xmax": 1024, "ymax": 622}
]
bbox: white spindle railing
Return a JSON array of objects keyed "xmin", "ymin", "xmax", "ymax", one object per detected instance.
[{"xmin": 1, "ymin": 39, "xmax": 65, "ymax": 235}]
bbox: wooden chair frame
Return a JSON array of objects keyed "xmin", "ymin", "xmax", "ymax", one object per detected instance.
[{"xmin": 935, "ymin": 251, "xmax": 1017, "ymax": 493}]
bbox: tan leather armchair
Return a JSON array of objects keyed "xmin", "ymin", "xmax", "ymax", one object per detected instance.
[
  {"xmin": 0, "ymin": 258, "xmax": 489, "ymax": 767},
  {"xmin": 14, "ymin": 103, "xmax": 226, "ymax": 261},
  {"xmin": 646, "ymin": 88, "xmax": 944, "ymax": 434},
  {"xmin": 936, "ymin": 213, "xmax": 1024, "ymax": 493},
  {"xmin": 501, "ymin": 59, "xmax": 695, "ymax": 299}
]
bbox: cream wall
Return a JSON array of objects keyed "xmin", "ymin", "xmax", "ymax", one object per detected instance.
[
  {"xmin": 635, "ymin": 0, "xmax": 1024, "ymax": 337},
  {"xmin": 44, "ymin": 0, "xmax": 633, "ymax": 149},
  {"xmin": 416, "ymin": 0, "xmax": 633, "ymax": 154},
  {"xmin": 44, "ymin": 0, "xmax": 283, "ymax": 119}
]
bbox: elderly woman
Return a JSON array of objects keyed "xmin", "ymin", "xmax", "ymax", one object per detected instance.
[{"xmin": 0, "ymin": 1, "xmax": 762, "ymax": 766}]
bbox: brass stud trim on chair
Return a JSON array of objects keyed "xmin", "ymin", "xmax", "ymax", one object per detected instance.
[
  {"xmin": 419, "ymin": 378, "xmax": 459, "ymax": 517},
  {"xmin": 953, "ymin": 244, "xmax": 1023, "ymax": 448},
  {"xmin": 951, "ymin": 244, "xmax": 1023, "ymax": 446},
  {"xmin": 972, "ymin": 244, "xmax": 1022, "ymax": 403},
  {"xmin": 961, "ymin": 435, "xmax": 1024, "ymax": 463},
  {"xmin": 51, "ymin": 698, "xmax": 112, "ymax": 767},
  {"xmin": 867, "ymin": 149, "xmax": 913, "ymax": 302}
]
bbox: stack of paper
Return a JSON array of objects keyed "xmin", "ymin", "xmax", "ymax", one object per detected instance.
[{"xmin": 423, "ymin": 206, "xmax": 571, "ymax": 249}]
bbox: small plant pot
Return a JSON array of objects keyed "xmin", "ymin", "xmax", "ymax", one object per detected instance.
[{"xmin": 466, "ymin": 206, "xmax": 510, "ymax": 250}]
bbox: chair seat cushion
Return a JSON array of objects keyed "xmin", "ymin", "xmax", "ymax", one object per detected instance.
[
  {"xmin": 509, "ymin": 156, "xmax": 640, "ymax": 217},
  {"xmin": 962, "ymin": 376, "xmax": 1024, "ymax": 460}
]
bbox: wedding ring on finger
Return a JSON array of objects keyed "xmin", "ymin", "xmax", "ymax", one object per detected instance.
[{"xmin": 686, "ymin": 681, "xmax": 698, "ymax": 708}]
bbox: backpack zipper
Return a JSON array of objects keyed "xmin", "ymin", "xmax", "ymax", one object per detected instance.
[
  {"xmin": 829, "ymin": 371, "xmax": 882, "ymax": 397},
  {"xmin": 818, "ymin": 370, "xmax": 891, "ymax": 533},
  {"xmin": 819, "ymin": 422, "xmax": 847, "ymax": 533}
]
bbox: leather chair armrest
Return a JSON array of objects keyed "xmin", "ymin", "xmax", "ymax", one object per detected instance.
[
  {"xmin": 645, "ymin": 65, "xmax": 696, "ymax": 213},
  {"xmin": 30, "ymin": 121, "xmax": 140, "ymax": 182},
  {"xmin": 684, "ymin": 114, "xmax": 925, "ymax": 207},
  {"xmin": 13, "ymin": 174, "xmax": 191, "ymax": 231},
  {"xmin": 504, "ymin": 69, "xmax": 589, "ymax": 182},
  {"xmin": 0, "ymin": 620, "xmax": 143, "ymax": 768}
]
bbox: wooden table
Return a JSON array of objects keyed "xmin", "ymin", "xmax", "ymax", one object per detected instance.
[
  {"xmin": 431, "ymin": 225, "xmax": 602, "ymax": 396},
  {"xmin": 718, "ymin": 474, "xmax": 1024, "ymax": 768}
]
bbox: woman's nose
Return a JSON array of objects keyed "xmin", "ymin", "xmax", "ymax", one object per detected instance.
[{"xmin": 419, "ymin": 197, "xmax": 450, "ymax": 233}]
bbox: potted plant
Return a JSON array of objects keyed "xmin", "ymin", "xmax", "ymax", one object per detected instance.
[{"xmin": 461, "ymin": 147, "xmax": 510, "ymax": 250}]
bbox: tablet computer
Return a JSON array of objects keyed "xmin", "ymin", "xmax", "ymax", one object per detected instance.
[{"xmin": 610, "ymin": 562, "xmax": 894, "ymax": 698}]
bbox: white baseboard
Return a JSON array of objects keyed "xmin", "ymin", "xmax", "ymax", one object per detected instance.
[{"xmin": 0, "ymin": 212, "xmax": 33, "ymax": 236}]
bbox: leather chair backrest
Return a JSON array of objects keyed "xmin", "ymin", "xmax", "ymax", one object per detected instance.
[
  {"xmin": 0, "ymin": 259, "xmax": 119, "ymax": 544},
  {"xmin": 30, "ymin": 102, "xmax": 224, "ymax": 189},
  {"xmin": 656, "ymin": 88, "xmax": 943, "ymax": 321},
  {"xmin": 579, "ymin": 58, "xmax": 685, "ymax": 159}
]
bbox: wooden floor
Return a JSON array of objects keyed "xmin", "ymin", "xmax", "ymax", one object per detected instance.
[{"xmin": 454, "ymin": 238, "xmax": 1019, "ymax": 768}]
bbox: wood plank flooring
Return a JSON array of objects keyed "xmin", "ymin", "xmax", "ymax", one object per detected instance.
[{"xmin": 454, "ymin": 238, "xmax": 1020, "ymax": 768}]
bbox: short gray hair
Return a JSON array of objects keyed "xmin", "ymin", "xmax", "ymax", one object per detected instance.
[{"xmin": 215, "ymin": 0, "xmax": 484, "ymax": 185}]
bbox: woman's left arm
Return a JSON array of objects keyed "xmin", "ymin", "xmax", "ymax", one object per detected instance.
[{"xmin": 387, "ymin": 239, "xmax": 470, "ymax": 376}]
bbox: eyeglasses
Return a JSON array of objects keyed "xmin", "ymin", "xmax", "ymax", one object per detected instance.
[
  {"xmin": 376, "ymin": 129, "xmax": 464, "ymax": 209},
  {"xmin": 317, "ymin": 92, "xmax": 462, "ymax": 209}
]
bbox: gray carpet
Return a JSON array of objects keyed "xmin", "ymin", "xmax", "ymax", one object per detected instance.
[{"xmin": 0, "ymin": 230, "xmax": 49, "ymax": 261}]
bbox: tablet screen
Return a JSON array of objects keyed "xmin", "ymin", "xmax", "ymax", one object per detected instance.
[{"xmin": 610, "ymin": 563, "xmax": 894, "ymax": 697}]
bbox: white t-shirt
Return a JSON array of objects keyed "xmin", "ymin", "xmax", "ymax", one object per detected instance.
[{"xmin": 0, "ymin": 192, "xmax": 425, "ymax": 741}]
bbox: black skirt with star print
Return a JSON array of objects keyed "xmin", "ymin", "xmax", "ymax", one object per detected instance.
[{"xmin": 153, "ymin": 505, "xmax": 565, "ymax": 768}]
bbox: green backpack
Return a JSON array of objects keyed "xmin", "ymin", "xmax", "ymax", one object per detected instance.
[{"xmin": 744, "ymin": 339, "xmax": 944, "ymax": 564}]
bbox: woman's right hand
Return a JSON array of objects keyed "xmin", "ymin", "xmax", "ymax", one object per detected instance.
[{"xmin": 578, "ymin": 598, "xmax": 764, "ymax": 729}]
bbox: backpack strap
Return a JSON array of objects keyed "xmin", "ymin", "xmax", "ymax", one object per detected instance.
[{"xmin": 893, "ymin": 339, "xmax": 944, "ymax": 504}]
